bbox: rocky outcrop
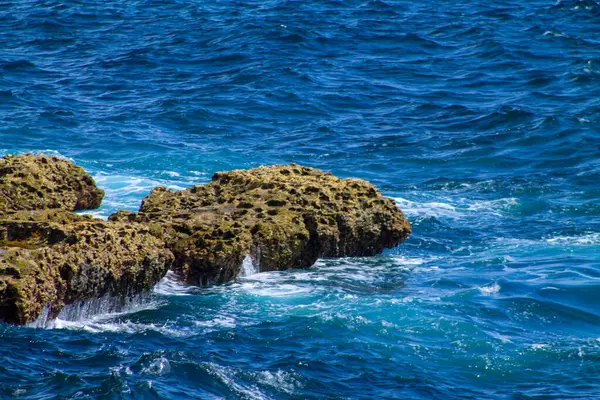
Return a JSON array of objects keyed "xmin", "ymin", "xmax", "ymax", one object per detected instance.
[
  {"xmin": 0, "ymin": 155, "xmax": 410, "ymax": 325},
  {"xmin": 110, "ymin": 164, "xmax": 411, "ymax": 285},
  {"xmin": 0, "ymin": 155, "xmax": 172, "ymax": 325},
  {"xmin": 0, "ymin": 153, "xmax": 104, "ymax": 214},
  {"xmin": 0, "ymin": 210, "xmax": 174, "ymax": 325}
]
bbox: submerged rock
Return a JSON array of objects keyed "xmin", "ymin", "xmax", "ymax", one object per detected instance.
[
  {"xmin": 0, "ymin": 153, "xmax": 104, "ymax": 214},
  {"xmin": 0, "ymin": 212, "xmax": 173, "ymax": 324},
  {"xmin": 111, "ymin": 164, "xmax": 411, "ymax": 285}
]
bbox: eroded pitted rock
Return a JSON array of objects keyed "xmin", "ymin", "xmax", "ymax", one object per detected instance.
[
  {"xmin": 0, "ymin": 153, "xmax": 172, "ymax": 325},
  {"xmin": 0, "ymin": 212, "xmax": 174, "ymax": 324},
  {"xmin": 0, "ymin": 156, "xmax": 410, "ymax": 324},
  {"xmin": 111, "ymin": 164, "xmax": 411, "ymax": 285},
  {"xmin": 0, "ymin": 153, "xmax": 104, "ymax": 214}
]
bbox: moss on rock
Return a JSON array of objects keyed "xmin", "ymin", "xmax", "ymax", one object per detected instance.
[
  {"xmin": 0, "ymin": 155, "xmax": 172, "ymax": 325},
  {"xmin": 111, "ymin": 164, "xmax": 411, "ymax": 285},
  {"xmin": 0, "ymin": 156, "xmax": 410, "ymax": 325},
  {"xmin": 0, "ymin": 153, "xmax": 104, "ymax": 214},
  {"xmin": 0, "ymin": 213, "xmax": 174, "ymax": 324}
]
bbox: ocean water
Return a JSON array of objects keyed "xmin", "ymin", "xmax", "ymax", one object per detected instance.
[{"xmin": 1, "ymin": 0, "xmax": 599, "ymax": 398}]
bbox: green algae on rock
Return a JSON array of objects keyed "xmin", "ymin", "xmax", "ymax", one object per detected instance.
[
  {"xmin": 0, "ymin": 212, "xmax": 174, "ymax": 325},
  {"xmin": 0, "ymin": 155, "xmax": 410, "ymax": 325},
  {"xmin": 0, "ymin": 153, "xmax": 104, "ymax": 214},
  {"xmin": 0, "ymin": 155, "xmax": 172, "ymax": 325},
  {"xmin": 111, "ymin": 164, "xmax": 411, "ymax": 286}
]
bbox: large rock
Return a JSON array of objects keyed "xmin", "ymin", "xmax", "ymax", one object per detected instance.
[
  {"xmin": 111, "ymin": 164, "xmax": 411, "ymax": 285},
  {"xmin": 0, "ymin": 153, "xmax": 104, "ymax": 214},
  {"xmin": 0, "ymin": 155, "xmax": 171, "ymax": 325},
  {"xmin": 0, "ymin": 156, "xmax": 411, "ymax": 325},
  {"xmin": 0, "ymin": 211, "xmax": 174, "ymax": 324}
]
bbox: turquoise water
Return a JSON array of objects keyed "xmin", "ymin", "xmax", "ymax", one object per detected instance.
[{"xmin": 1, "ymin": 0, "xmax": 600, "ymax": 398}]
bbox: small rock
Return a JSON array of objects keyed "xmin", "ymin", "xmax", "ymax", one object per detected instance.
[{"xmin": 0, "ymin": 153, "xmax": 104, "ymax": 214}]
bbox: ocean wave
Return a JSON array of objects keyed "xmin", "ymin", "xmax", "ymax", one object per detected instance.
[
  {"xmin": 394, "ymin": 196, "xmax": 519, "ymax": 220},
  {"xmin": 2, "ymin": 0, "xmax": 600, "ymax": 397},
  {"xmin": 91, "ymin": 172, "xmax": 198, "ymax": 216},
  {"xmin": 478, "ymin": 282, "xmax": 501, "ymax": 295},
  {"xmin": 545, "ymin": 232, "xmax": 600, "ymax": 246},
  {"xmin": 153, "ymin": 271, "xmax": 198, "ymax": 296},
  {"xmin": 204, "ymin": 363, "xmax": 271, "ymax": 400},
  {"xmin": 494, "ymin": 232, "xmax": 600, "ymax": 249}
]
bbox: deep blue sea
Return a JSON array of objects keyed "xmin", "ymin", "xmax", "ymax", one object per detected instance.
[{"xmin": 1, "ymin": 0, "xmax": 600, "ymax": 398}]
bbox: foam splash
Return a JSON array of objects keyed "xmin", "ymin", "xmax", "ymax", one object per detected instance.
[
  {"xmin": 252, "ymin": 370, "xmax": 302, "ymax": 395},
  {"xmin": 478, "ymin": 282, "xmax": 501, "ymax": 296},
  {"xmin": 142, "ymin": 356, "xmax": 171, "ymax": 376},
  {"xmin": 240, "ymin": 254, "xmax": 259, "ymax": 277},
  {"xmin": 91, "ymin": 172, "xmax": 201, "ymax": 218},
  {"xmin": 153, "ymin": 271, "xmax": 196, "ymax": 296},
  {"xmin": 29, "ymin": 293, "xmax": 161, "ymax": 330},
  {"xmin": 394, "ymin": 197, "xmax": 458, "ymax": 219},
  {"xmin": 494, "ymin": 232, "xmax": 600, "ymax": 250},
  {"xmin": 205, "ymin": 362, "xmax": 270, "ymax": 400}
]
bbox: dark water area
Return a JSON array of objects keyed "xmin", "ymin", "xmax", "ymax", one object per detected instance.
[{"xmin": 1, "ymin": 0, "xmax": 600, "ymax": 398}]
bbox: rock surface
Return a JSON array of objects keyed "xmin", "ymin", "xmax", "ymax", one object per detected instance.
[
  {"xmin": 0, "ymin": 153, "xmax": 104, "ymax": 214},
  {"xmin": 0, "ymin": 211, "xmax": 174, "ymax": 324},
  {"xmin": 0, "ymin": 155, "xmax": 172, "ymax": 325},
  {"xmin": 111, "ymin": 164, "xmax": 411, "ymax": 285},
  {"xmin": 0, "ymin": 155, "xmax": 410, "ymax": 325}
]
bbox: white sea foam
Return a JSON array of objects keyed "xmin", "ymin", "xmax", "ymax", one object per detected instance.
[
  {"xmin": 394, "ymin": 197, "xmax": 458, "ymax": 219},
  {"xmin": 29, "ymin": 293, "xmax": 168, "ymax": 333},
  {"xmin": 253, "ymin": 370, "xmax": 301, "ymax": 395},
  {"xmin": 235, "ymin": 275, "xmax": 316, "ymax": 298},
  {"xmin": 394, "ymin": 196, "xmax": 518, "ymax": 220},
  {"xmin": 142, "ymin": 356, "xmax": 171, "ymax": 376},
  {"xmin": 494, "ymin": 232, "xmax": 600, "ymax": 251},
  {"xmin": 153, "ymin": 271, "xmax": 196, "ymax": 296},
  {"xmin": 478, "ymin": 282, "xmax": 501, "ymax": 295},
  {"xmin": 52, "ymin": 320, "xmax": 190, "ymax": 336},
  {"xmin": 240, "ymin": 254, "xmax": 259, "ymax": 277},
  {"xmin": 194, "ymin": 316, "xmax": 237, "ymax": 330},
  {"xmin": 92, "ymin": 172, "xmax": 197, "ymax": 217},
  {"xmin": 546, "ymin": 233, "xmax": 600, "ymax": 246},
  {"xmin": 205, "ymin": 363, "xmax": 270, "ymax": 400},
  {"xmin": 93, "ymin": 174, "xmax": 159, "ymax": 198}
]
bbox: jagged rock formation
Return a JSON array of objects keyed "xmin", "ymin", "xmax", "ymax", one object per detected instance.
[
  {"xmin": 0, "ymin": 155, "xmax": 410, "ymax": 325},
  {"xmin": 0, "ymin": 155, "xmax": 172, "ymax": 325},
  {"xmin": 0, "ymin": 153, "xmax": 104, "ymax": 214},
  {"xmin": 0, "ymin": 211, "xmax": 174, "ymax": 324},
  {"xmin": 110, "ymin": 164, "xmax": 411, "ymax": 285}
]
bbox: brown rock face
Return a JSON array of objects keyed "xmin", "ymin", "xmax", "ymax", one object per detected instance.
[
  {"xmin": 111, "ymin": 164, "xmax": 411, "ymax": 286},
  {"xmin": 0, "ymin": 211, "xmax": 174, "ymax": 325},
  {"xmin": 0, "ymin": 153, "xmax": 104, "ymax": 214},
  {"xmin": 0, "ymin": 155, "xmax": 172, "ymax": 325},
  {"xmin": 0, "ymin": 155, "xmax": 410, "ymax": 325}
]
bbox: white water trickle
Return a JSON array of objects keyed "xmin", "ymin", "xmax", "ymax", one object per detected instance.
[
  {"xmin": 240, "ymin": 254, "xmax": 258, "ymax": 277},
  {"xmin": 28, "ymin": 293, "xmax": 160, "ymax": 330}
]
